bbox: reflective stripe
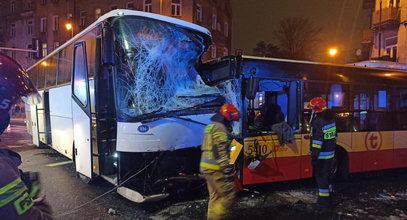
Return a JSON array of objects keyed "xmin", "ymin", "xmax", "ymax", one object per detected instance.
[
  {"xmin": 200, "ymin": 162, "xmax": 221, "ymax": 170},
  {"xmin": 217, "ymin": 157, "xmax": 228, "ymax": 164},
  {"xmin": 312, "ymin": 144, "xmax": 322, "ymax": 149},
  {"xmin": 0, "ymin": 178, "xmax": 28, "ymax": 207},
  {"xmin": 319, "ymin": 189, "xmax": 330, "ymax": 197},
  {"xmin": 0, "ymin": 178, "xmax": 22, "ymax": 194},
  {"xmin": 312, "ymin": 140, "xmax": 322, "ymax": 149},
  {"xmin": 322, "ymin": 123, "xmax": 335, "ymax": 130},
  {"xmin": 213, "ymin": 132, "xmax": 228, "ymax": 142},
  {"xmin": 205, "ymin": 124, "xmax": 215, "ymax": 133},
  {"xmin": 312, "ymin": 140, "xmax": 322, "ymax": 145},
  {"xmin": 200, "ymin": 158, "xmax": 221, "ymax": 170},
  {"xmin": 318, "ymin": 151, "xmax": 335, "ymax": 159}
]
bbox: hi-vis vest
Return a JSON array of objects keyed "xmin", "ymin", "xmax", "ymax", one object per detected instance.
[
  {"xmin": 200, "ymin": 122, "xmax": 231, "ymax": 171},
  {"xmin": 310, "ymin": 116, "xmax": 337, "ymax": 160},
  {"xmin": 0, "ymin": 177, "xmax": 34, "ymax": 215}
]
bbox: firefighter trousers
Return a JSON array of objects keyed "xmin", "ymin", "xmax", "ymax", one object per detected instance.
[
  {"xmin": 202, "ymin": 170, "xmax": 236, "ymax": 220},
  {"xmin": 314, "ymin": 158, "xmax": 333, "ymax": 207}
]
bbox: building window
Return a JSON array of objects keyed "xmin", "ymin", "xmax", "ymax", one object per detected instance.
[
  {"xmin": 126, "ymin": 2, "xmax": 134, "ymax": 9},
  {"xmin": 111, "ymin": 5, "xmax": 117, "ymax": 10},
  {"xmin": 211, "ymin": 45, "xmax": 216, "ymax": 58},
  {"xmin": 27, "ymin": 0, "xmax": 33, "ymax": 10},
  {"xmin": 223, "ymin": 47, "xmax": 228, "ymax": 56},
  {"xmin": 171, "ymin": 0, "xmax": 182, "ymax": 16},
  {"xmin": 212, "ymin": 14, "xmax": 217, "ymax": 30},
  {"xmin": 196, "ymin": 4, "xmax": 202, "ymax": 22},
  {"xmin": 385, "ymin": 36, "xmax": 397, "ymax": 60},
  {"xmin": 80, "ymin": 11, "xmax": 86, "ymax": 27},
  {"xmin": 42, "ymin": 43, "xmax": 48, "ymax": 57},
  {"xmin": 144, "ymin": 0, "xmax": 152, "ymax": 13},
  {"xmin": 27, "ymin": 44, "xmax": 33, "ymax": 58},
  {"xmin": 10, "ymin": 24, "xmax": 16, "ymax": 38},
  {"xmin": 53, "ymin": 42, "xmax": 59, "ymax": 50},
  {"xmin": 52, "ymin": 16, "xmax": 59, "ymax": 31},
  {"xmin": 95, "ymin": 8, "xmax": 101, "ymax": 19},
  {"xmin": 27, "ymin": 21, "xmax": 33, "ymax": 35},
  {"xmin": 40, "ymin": 17, "xmax": 47, "ymax": 33},
  {"xmin": 224, "ymin": 22, "xmax": 229, "ymax": 37},
  {"xmin": 11, "ymin": 1, "xmax": 15, "ymax": 13}
]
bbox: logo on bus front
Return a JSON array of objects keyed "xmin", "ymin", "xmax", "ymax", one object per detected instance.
[
  {"xmin": 138, "ymin": 125, "xmax": 149, "ymax": 133},
  {"xmin": 365, "ymin": 132, "xmax": 382, "ymax": 151}
]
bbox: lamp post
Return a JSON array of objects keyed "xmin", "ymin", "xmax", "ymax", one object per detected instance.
[{"xmin": 65, "ymin": 23, "xmax": 73, "ymax": 38}]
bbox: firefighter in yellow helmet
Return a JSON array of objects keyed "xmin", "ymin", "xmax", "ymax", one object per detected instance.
[
  {"xmin": 308, "ymin": 97, "xmax": 337, "ymax": 210},
  {"xmin": 200, "ymin": 104, "xmax": 240, "ymax": 220}
]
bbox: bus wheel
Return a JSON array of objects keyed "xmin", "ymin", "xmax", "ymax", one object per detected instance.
[{"xmin": 332, "ymin": 146, "xmax": 349, "ymax": 182}]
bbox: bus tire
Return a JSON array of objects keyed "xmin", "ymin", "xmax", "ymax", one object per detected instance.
[{"xmin": 332, "ymin": 145, "xmax": 349, "ymax": 182}]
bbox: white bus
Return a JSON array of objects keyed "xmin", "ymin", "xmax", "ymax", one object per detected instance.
[{"xmin": 26, "ymin": 9, "xmax": 239, "ymax": 202}]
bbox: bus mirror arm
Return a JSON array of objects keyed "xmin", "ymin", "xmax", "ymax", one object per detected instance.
[{"xmin": 102, "ymin": 24, "xmax": 115, "ymax": 66}]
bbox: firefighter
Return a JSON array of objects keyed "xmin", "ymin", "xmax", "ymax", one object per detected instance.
[
  {"xmin": 0, "ymin": 52, "xmax": 52, "ymax": 219},
  {"xmin": 308, "ymin": 97, "xmax": 337, "ymax": 209},
  {"xmin": 200, "ymin": 103, "xmax": 240, "ymax": 220}
]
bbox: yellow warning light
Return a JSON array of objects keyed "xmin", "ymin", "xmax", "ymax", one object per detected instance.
[{"xmin": 93, "ymin": 165, "xmax": 97, "ymax": 170}]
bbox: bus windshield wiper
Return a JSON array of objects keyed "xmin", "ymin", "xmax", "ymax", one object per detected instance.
[{"xmin": 137, "ymin": 96, "xmax": 224, "ymax": 123}]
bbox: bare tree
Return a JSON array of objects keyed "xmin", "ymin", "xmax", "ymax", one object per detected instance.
[
  {"xmin": 252, "ymin": 40, "xmax": 280, "ymax": 57},
  {"xmin": 274, "ymin": 17, "xmax": 322, "ymax": 60}
]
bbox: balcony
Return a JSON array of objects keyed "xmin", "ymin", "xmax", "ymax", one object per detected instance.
[
  {"xmin": 361, "ymin": 29, "xmax": 373, "ymax": 44},
  {"xmin": 372, "ymin": 7, "xmax": 400, "ymax": 27}
]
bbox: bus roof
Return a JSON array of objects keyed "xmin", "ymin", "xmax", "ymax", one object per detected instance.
[
  {"xmin": 240, "ymin": 55, "xmax": 407, "ymax": 86},
  {"xmin": 351, "ymin": 60, "xmax": 407, "ymax": 70},
  {"xmin": 28, "ymin": 9, "xmax": 211, "ymax": 71}
]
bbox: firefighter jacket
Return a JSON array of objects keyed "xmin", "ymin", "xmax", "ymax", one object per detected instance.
[
  {"xmin": 310, "ymin": 114, "xmax": 337, "ymax": 160},
  {"xmin": 200, "ymin": 114, "xmax": 233, "ymax": 175},
  {"xmin": 0, "ymin": 148, "xmax": 49, "ymax": 219}
]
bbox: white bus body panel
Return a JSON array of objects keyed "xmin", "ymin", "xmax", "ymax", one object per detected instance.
[
  {"xmin": 72, "ymin": 101, "xmax": 92, "ymax": 178},
  {"xmin": 30, "ymin": 104, "xmax": 39, "ymax": 146},
  {"xmin": 116, "ymin": 114, "xmax": 213, "ymax": 152},
  {"xmin": 49, "ymin": 85, "xmax": 74, "ymax": 159}
]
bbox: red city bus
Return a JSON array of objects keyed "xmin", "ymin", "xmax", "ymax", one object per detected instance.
[{"xmin": 200, "ymin": 55, "xmax": 407, "ymax": 186}]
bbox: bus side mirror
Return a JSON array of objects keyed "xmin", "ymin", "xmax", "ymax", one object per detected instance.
[
  {"xmin": 246, "ymin": 75, "xmax": 258, "ymax": 100},
  {"xmin": 102, "ymin": 24, "xmax": 115, "ymax": 66}
]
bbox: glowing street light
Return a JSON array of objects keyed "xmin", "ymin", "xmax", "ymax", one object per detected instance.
[
  {"xmin": 65, "ymin": 23, "xmax": 73, "ymax": 37},
  {"xmin": 328, "ymin": 48, "xmax": 338, "ymax": 57}
]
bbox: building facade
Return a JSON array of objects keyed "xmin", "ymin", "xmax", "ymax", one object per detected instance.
[
  {"xmin": 0, "ymin": 0, "xmax": 231, "ymax": 68},
  {"xmin": 363, "ymin": 0, "xmax": 407, "ymax": 63}
]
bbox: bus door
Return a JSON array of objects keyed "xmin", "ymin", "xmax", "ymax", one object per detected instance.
[
  {"xmin": 71, "ymin": 41, "xmax": 93, "ymax": 179},
  {"xmin": 30, "ymin": 103, "xmax": 39, "ymax": 146},
  {"xmin": 244, "ymin": 79, "xmax": 302, "ymax": 185}
]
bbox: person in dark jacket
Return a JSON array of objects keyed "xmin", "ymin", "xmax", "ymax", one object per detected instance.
[
  {"xmin": 0, "ymin": 52, "xmax": 52, "ymax": 219},
  {"xmin": 308, "ymin": 97, "xmax": 337, "ymax": 209},
  {"xmin": 200, "ymin": 104, "xmax": 240, "ymax": 220}
]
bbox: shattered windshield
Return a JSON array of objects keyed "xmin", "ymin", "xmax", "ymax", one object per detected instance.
[{"xmin": 112, "ymin": 16, "xmax": 220, "ymax": 121}]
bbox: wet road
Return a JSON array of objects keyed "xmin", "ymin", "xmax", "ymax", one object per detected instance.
[{"xmin": 1, "ymin": 119, "xmax": 407, "ymax": 220}]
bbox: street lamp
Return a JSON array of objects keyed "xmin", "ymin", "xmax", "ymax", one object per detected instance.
[
  {"xmin": 328, "ymin": 48, "xmax": 338, "ymax": 57},
  {"xmin": 65, "ymin": 23, "xmax": 73, "ymax": 38}
]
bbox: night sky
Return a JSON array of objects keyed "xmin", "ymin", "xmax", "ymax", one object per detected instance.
[{"xmin": 232, "ymin": 0, "xmax": 369, "ymax": 61}]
